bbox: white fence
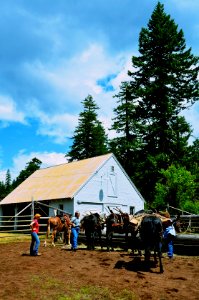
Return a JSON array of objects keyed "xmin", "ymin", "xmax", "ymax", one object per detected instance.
[
  {"xmin": 0, "ymin": 214, "xmax": 49, "ymax": 236},
  {"xmin": 0, "ymin": 200, "xmax": 72, "ymax": 236}
]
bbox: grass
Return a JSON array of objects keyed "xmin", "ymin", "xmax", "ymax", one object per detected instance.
[
  {"xmin": 29, "ymin": 274, "xmax": 138, "ymax": 300},
  {"xmin": 0, "ymin": 232, "xmax": 46, "ymax": 243}
]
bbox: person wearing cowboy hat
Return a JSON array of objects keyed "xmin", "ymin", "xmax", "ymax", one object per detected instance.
[
  {"xmin": 30, "ymin": 213, "xmax": 41, "ymax": 256},
  {"xmin": 163, "ymin": 219, "xmax": 176, "ymax": 259}
]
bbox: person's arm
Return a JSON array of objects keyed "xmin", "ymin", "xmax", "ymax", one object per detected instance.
[{"xmin": 30, "ymin": 221, "xmax": 35, "ymax": 230}]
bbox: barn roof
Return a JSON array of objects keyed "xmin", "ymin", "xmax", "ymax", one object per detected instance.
[{"xmin": 0, "ymin": 153, "xmax": 113, "ymax": 205}]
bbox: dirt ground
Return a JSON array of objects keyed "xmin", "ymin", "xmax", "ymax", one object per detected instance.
[{"xmin": 0, "ymin": 241, "xmax": 199, "ymax": 300}]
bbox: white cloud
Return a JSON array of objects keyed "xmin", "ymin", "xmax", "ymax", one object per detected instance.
[
  {"xmin": 37, "ymin": 113, "xmax": 79, "ymax": 143},
  {"xmin": 0, "ymin": 95, "xmax": 26, "ymax": 124},
  {"xmin": 22, "ymin": 44, "xmax": 133, "ymax": 142},
  {"xmin": 22, "ymin": 98, "xmax": 78, "ymax": 143},
  {"xmin": 10, "ymin": 150, "xmax": 67, "ymax": 180},
  {"xmin": 24, "ymin": 43, "xmax": 131, "ymax": 106}
]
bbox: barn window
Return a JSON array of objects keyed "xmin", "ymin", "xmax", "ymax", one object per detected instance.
[
  {"xmin": 110, "ymin": 166, "xmax": 114, "ymax": 173},
  {"xmin": 59, "ymin": 204, "xmax": 63, "ymax": 213},
  {"xmin": 130, "ymin": 206, "xmax": 135, "ymax": 215}
]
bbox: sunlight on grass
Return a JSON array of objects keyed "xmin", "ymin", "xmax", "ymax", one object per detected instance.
[
  {"xmin": 0, "ymin": 233, "xmax": 46, "ymax": 243},
  {"xmin": 57, "ymin": 286, "xmax": 138, "ymax": 300},
  {"xmin": 30, "ymin": 274, "xmax": 138, "ymax": 300}
]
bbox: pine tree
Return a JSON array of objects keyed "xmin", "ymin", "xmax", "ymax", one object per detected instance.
[
  {"xmin": 110, "ymin": 81, "xmax": 145, "ymax": 176},
  {"xmin": 130, "ymin": 2, "xmax": 198, "ymax": 203},
  {"xmin": 67, "ymin": 95, "xmax": 108, "ymax": 161},
  {"xmin": 0, "ymin": 181, "xmax": 6, "ymax": 200},
  {"xmin": 5, "ymin": 169, "xmax": 12, "ymax": 194},
  {"xmin": 130, "ymin": 2, "xmax": 198, "ymax": 158},
  {"xmin": 111, "ymin": 2, "xmax": 199, "ymax": 204}
]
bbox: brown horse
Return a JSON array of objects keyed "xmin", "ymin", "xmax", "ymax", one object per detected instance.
[{"xmin": 44, "ymin": 214, "xmax": 71, "ymax": 247}]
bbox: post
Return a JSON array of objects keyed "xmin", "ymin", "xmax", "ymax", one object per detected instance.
[
  {"xmin": 14, "ymin": 205, "xmax": 18, "ymax": 230},
  {"xmin": 31, "ymin": 197, "xmax": 34, "ymax": 220}
]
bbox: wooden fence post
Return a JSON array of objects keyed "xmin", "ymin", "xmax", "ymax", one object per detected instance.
[
  {"xmin": 31, "ymin": 197, "xmax": 34, "ymax": 220},
  {"xmin": 14, "ymin": 206, "xmax": 18, "ymax": 230}
]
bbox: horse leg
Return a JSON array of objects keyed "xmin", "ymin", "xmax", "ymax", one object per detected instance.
[
  {"xmin": 106, "ymin": 231, "xmax": 114, "ymax": 251},
  {"xmin": 91, "ymin": 232, "xmax": 95, "ymax": 250},
  {"xmin": 106, "ymin": 231, "xmax": 111, "ymax": 251},
  {"xmin": 158, "ymin": 242, "xmax": 164, "ymax": 273},
  {"xmin": 98, "ymin": 228, "xmax": 103, "ymax": 249},
  {"xmin": 52, "ymin": 230, "xmax": 56, "ymax": 246},
  {"xmin": 87, "ymin": 234, "xmax": 91, "ymax": 250},
  {"xmin": 68, "ymin": 229, "xmax": 71, "ymax": 245},
  {"xmin": 154, "ymin": 250, "xmax": 158, "ymax": 264},
  {"xmin": 44, "ymin": 222, "xmax": 51, "ymax": 247},
  {"xmin": 144, "ymin": 247, "xmax": 151, "ymax": 270}
]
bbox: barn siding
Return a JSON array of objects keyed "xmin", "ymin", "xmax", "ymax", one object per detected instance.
[
  {"xmin": 74, "ymin": 156, "xmax": 144, "ymax": 215},
  {"xmin": 48, "ymin": 198, "xmax": 74, "ymax": 216}
]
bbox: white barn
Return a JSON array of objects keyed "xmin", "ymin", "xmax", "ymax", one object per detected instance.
[{"xmin": 0, "ymin": 153, "xmax": 144, "ymax": 218}]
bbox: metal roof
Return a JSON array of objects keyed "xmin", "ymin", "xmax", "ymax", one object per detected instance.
[{"xmin": 0, "ymin": 153, "xmax": 112, "ymax": 205}]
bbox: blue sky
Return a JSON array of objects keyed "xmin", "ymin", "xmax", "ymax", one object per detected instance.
[{"xmin": 0, "ymin": 0, "xmax": 199, "ymax": 181}]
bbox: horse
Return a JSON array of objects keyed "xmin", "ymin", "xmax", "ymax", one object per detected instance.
[
  {"xmin": 43, "ymin": 214, "xmax": 71, "ymax": 247},
  {"xmin": 139, "ymin": 214, "xmax": 164, "ymax": 273},
  {"xmin": 105, "ymin": 211, "xmax": 130, "ymax": 251},
  {"xmin": 81, "ymin": 213, "xmax": 104, "ymax": 250}
]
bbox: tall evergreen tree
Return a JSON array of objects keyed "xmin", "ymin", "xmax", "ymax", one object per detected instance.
[
  {"xmin": 130, "ymin": 2, "xmax": 198, "ymax": 159},
  {"xmin": 111, "ymin": 2, "xmax": 199, "ymax": 204},
  {"xmin": 0, "ymin": 181, "xmax": 6, "ymax": 200},
  {"xmin": 5, "ymin": 169, "xmax": 12, "ymax": 194},
  {"xmin": 67, "ymin": 95, "xmax": 108, "ymax": 162},
  {"xmin": 110, "ymin": 81, "xmax": 145, "ymax": 176}
]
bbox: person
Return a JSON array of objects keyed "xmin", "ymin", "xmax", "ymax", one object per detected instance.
[
  {"xmin": 163, "ymin": 219, "xmax": 176, "ymax": 259},
  {"xmin": 63, "ymin": 213, "xmax": 72, "ymax": 245},
  {"xmin": 71, "ymin": 211, "xmax": 80, "ymax": 251},
  {"xmin": 30, "ymin": 213, "xmax": 41, "ymax": 256}
]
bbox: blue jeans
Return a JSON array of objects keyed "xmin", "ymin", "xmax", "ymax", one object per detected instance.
[
  {"xmin": 30, "ymin": 232, "xmax": 40, "ymax": 256},
  {"xmin": 167, "ymin": 240, "xmax": 174, "ymax": 258},
  {"xmin": 71, "ymin": 227, "xmax": 80, "ymax": 249}
]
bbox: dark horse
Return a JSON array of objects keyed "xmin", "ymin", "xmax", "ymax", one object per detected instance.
[
  {"xmin": 140, "ymin": 215, "xmax": 164, "ymax": 273},
  {"xmin": 44, "ymin": 214, "xmax": 71, "ymax": 247},
  {"xmin": 105, "ymin": 212, "xmax": 130, "ymax": 251},
  {"xmin": 81, "ymin": 213, "xmax": 104, "ymax": 250}
]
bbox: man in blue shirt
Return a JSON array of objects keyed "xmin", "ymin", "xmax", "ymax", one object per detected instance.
[
  {"xmin": 163, "ymin": 219, "xmax": 176, "ymax": 259},
  {"xmin": 71, "ymin": 211, "xmax": 81, "ymax": 251}
]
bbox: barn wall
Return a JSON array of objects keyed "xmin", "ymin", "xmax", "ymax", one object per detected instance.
[
  {"xmin": 74, "ymin": 156, "xmax": 144, "ymax": 215},
  {"xmin": 49, "ymin": 198, "xmax": 74, "ymax": 216}
]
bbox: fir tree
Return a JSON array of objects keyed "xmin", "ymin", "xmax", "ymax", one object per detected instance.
[
  {"xmin": 67, "ymin": 95, "xmax": 108, "ymax": 161},
  {"xmin": 5, "ymin": 169, "xmax": 12, "ymax": 194},
  {"xmin": 111, "ymin": 2, "xmax": 199, "ymax": 204}
]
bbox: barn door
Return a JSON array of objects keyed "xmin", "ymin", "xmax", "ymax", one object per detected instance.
[{"xmin": 107, "ymin": 172, "xmax": 117, "ymax": 197}]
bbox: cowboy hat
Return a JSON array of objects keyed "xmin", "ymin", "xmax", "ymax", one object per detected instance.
[{"xmin": 34, "ymin": 213, "xmax": 41, "ymax": 219}]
